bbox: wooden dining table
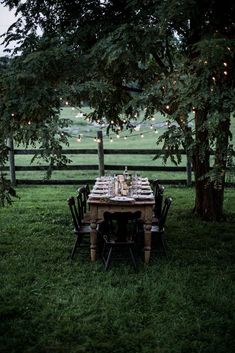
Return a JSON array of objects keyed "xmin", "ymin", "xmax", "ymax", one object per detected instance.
[{"xmin": 88, "ymin": 175, "xmax": 155, "ymax": 263}]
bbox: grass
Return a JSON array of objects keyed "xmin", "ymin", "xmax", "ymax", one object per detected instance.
[
  {"xmin": 0, "ymin": 185, "xmax": 235, "ymax": 353},
  {"xmin": 10, "ymin": 107, "xmax": 235, "ymax": 182}
]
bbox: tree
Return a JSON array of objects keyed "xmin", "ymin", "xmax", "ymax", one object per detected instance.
[{"xmin": 0, "ymin": 0, "xmax": 234, "ymax": 219}]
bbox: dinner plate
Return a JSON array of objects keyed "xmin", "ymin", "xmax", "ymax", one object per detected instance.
[
  {"xmin": 91, "ymin": 189, "xmax": 108, "ymax": 194},
  {"xmin": 135, "ymin": 195, "xmax": 154, "ymax": 200},
  {"xmin": 110, "ymin": 196, "xmax": 135, "ymax": 202},
  {"xmin": 89, "ymin": 194, "xmax": 110, "ymax": 199}
]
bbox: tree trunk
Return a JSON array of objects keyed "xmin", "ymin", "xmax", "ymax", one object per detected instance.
[{"xmin": 192, "ymin": 110, "xmax": 230, "ymax": 221}]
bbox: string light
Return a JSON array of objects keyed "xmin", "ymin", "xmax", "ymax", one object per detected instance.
[
  {"xmin": 224, "ymin": 71, "xmax": 228, "ymax": 75},
  {"xmin": 28, "ymin": 121, "xmax": 31, "ymax": 125},
  {"xmin": 223, "ymin": 62, "xmax": 228, "ymax": 67},
  {"xmin": 212, "ymin": 77, "xmax": 216, "ymax": 83},
  {"xmin": 140, "ymin": 133, "xmax": 144, "ymax": 138},
  {"xmin": 150, "ymin": 124, "xmax": 153, "ymax": 129},
  {"xmin": 11, "ymin": 113, "xmax": 15, "ymax": 117},
  {"xmin": 151, "ymin": 117, "xmax": 155, "ymax": 121},
  {"xmin": 110, "ymin": 137, "xmax": 113, "ymax": 143},
  {"xmin": 204, "ymin": 60, "xmax": 208, "ymax": 64},
  {"xmin": 65, "ymin": 101, "xmax": 69, "ymax": 105},
  {"xmin": 77, "ymin": 135, "xmax": 81, "ymax": 142},
  {"xmin": 116, "ymin": 134, "xmax": 120, "ymax": 139},
  {"xmin": 155, "ymin": 129, "xmax": 158, "ymax": 134},
  {"xmin": 166, "ymin": 105, "xmax": 170, "ymax": 110},
  {"xmin": 124, "ymin": 136, "xmax": 127, "ymax": 140}
]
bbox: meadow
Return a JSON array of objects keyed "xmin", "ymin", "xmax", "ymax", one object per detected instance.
[
  {"xmin": 0, "ymin": 185, "xmax": 235, "ymax": 353},
  {"xmin": 11, "ymin": 107, "xmax": 235, "ymax": 183}
]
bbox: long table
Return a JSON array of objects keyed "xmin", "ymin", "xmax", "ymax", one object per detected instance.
[{"xmin": 88, "ymin": 175, "xmax": 155, "ymax": 263}]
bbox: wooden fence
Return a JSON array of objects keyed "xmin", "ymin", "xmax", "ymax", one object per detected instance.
[{"xmin": 2, "ymin": 132, "xmax": 234, "ymax": 186}]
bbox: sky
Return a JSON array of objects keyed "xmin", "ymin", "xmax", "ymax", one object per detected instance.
[{"xmin": 0, "ymin": 3, "xmax": 18, "ymax": 55}]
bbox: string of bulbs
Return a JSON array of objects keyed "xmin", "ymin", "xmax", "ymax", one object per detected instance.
[{"xmin": 59, "ymin": 98, "xmax": 182, "ymax": 143}]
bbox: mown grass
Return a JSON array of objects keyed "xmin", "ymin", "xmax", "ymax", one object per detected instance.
[{"xmin": 0, "ymin": 186, "xmax": 235, "ymax": 353}]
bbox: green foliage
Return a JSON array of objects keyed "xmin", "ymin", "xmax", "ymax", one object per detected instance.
[{"xmin": 0, "ymin": 173, "xmax": 18, "ymax": 206}]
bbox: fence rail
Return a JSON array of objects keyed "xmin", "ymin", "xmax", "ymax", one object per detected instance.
[{"xmin": 3, "ymin": 132, "xmax": 234, "ymax": 186}]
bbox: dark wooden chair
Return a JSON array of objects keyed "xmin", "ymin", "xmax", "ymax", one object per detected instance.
[
  {"xmin": 67, "ymin": 196, "xmax": 91, "ymax": 259},
  {"xmin": 101, "ymin": 211, "xmax": 141, "ymax": 271},
  {"xmin": 76, "ymin": 185, "xmax": 90, "ymax": 223},
  {"xmin": 151, "ymin": 197, "xmax": 172, "ymax": 255},
  {"xmin": 152, "ymin": 180, "xmax": 165, "ymax": 224}
]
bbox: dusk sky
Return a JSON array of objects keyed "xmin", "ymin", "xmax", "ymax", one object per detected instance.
[{"xmin": 0, "ymin": 3, "xmax": 18, "ymax": 55}]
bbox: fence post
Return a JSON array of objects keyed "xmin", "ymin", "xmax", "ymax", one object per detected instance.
[
  {"xmin": 97, "ymin": 130, "xmax": 105, "ymax": 176},
  {"xmin": 7, "ymin": 137, "xmax": 16, "ymax": 186},
  {"xmin": 186, "ymin": 153, "xmax": 192, "ymax": 186}
]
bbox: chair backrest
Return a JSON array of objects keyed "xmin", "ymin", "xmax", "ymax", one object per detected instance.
[
  {"xmin": 103, "ymin": 211, "xmax": 141, "ymax": 242},
  {"xmin": 76, "ymin": 186, "xmax": 88, "ymax": 218},
  {"xmin": 76, "ymin": 189, "xmax": 85, "ymax": 221},
  {"xmin": 154, "ymin": 184, "xmax": 165, "ymax": 219},
  {"xmin": 67, "ymin": 196, "xmax": 82, "ymax": 230},
  {"xmin": 158, "ymin": 197, "xmax": 172, "ymax": 231}
]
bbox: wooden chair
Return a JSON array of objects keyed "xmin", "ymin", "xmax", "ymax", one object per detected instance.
[
  {"xmin": 151, "ymin": 197, "xmax": 172, "ymax": 255},
  {"xmin": 76, "ymin": 185, "xmax": 90, "ymax": 223},
  {"xmin": 152, "ymin": 180, "xmax": 165, "ymax": 224},
  {"xmin": 101, "ymin": 211, "xmax": 141, "ymax": 271},
  {"xmin": 67, "ymin": 196, "xmax": 91, "ymax": 259}
]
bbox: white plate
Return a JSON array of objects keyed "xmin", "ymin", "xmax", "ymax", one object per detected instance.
[
  {"xmin": 91, "ymin": 190, "xmax": 108, "ymax": 194},
  {"xmin": 89, "ymin": 194, "xmax": 110, "ymax": 199},
  {"xmin": 136, "ymin": 195, "xmax": 154, "ymax": 200},
  {"xmin": 110, "ymin": 196, "xmax": 135, "ymax": 202}
]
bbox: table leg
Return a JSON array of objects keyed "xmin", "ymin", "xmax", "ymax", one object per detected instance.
[
  {"xmin": 90, "ymin": 221, "xmax": 97, "ymax": 261},
  {"xmin": 144, "ymin": 223, "xmax": 152, "ymax": 264}
]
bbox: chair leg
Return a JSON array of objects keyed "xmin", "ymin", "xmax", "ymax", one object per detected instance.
[
  {"xmin": 129, "ymin": 246, "xmax": 137, "ymax": 271},
  {"xmin": 71, "ymin": 237, "xmax": 80, "ymax": 259},
  {"xmin": 104, "ymin": 247, "xmax": 113, "ymax": 271},
  {"xmin": 160, "ymin": 233, "xmax": 167, "ymax": 256}
]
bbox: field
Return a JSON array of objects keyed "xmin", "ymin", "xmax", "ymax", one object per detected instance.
[
  {"xmin": 0, "ymin": 185, "xmax": 235, "ymax": 353},
  {"xmin": 9, "ymin": 108, "xmax": 234, "ymax": 183}
]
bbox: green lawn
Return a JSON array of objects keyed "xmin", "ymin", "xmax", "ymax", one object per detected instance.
[{"xmin": 0, "ymin": 186, "xmax": 234, "ymax": 353}]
